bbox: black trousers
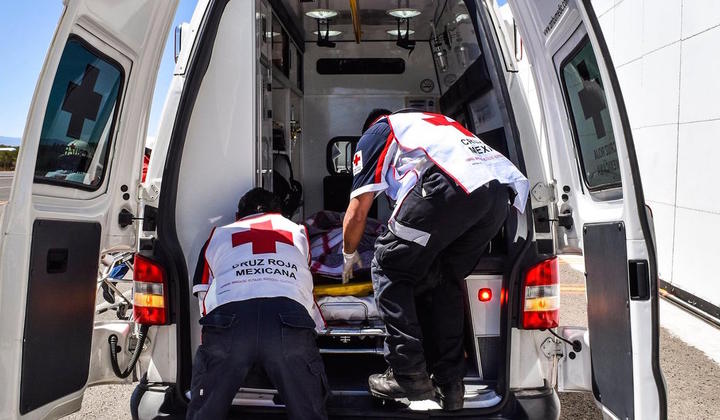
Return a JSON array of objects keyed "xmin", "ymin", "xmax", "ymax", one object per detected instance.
[
  {"xmin": 371, "ymin": 168, "xmax": 509, "ymax": 383},
  {"xmin": 186, "ymin": 297, "xmax": 328, "ymax": 420}
]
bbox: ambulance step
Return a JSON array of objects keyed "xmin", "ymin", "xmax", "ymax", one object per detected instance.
[{"xmin": 319, "ymin": 347, "xmax": 383, "ymax": 355}]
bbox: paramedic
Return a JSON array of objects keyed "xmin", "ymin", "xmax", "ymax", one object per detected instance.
[
  {"xmin": 188, "ymin": 188, "xmax": 327, "ymax": 420},
  {"xmin": 341, "ymin": 109, "xmax": 529, "ymax": 410}
]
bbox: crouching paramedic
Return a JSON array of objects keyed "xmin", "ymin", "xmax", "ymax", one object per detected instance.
[
  {"xmin": 188, "ymin": 188, "xmax": 327, "ymax": 420},
  {"xmin": 342, "ymin": 109, "xmax": 529, "ymax": 410}
]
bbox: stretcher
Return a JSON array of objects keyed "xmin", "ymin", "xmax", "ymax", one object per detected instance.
[
  {"xmin": 313, "ymin": 281, "xmax": 374, "ymax": 297},
  {"xmin": 317, "ymin": 294, "xmax": 380, "ymax": 323}
]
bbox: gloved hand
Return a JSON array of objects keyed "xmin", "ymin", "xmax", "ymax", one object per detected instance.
[{"xmin": 342, "ymin": 250, "xmax": 362, "ymax": 284}]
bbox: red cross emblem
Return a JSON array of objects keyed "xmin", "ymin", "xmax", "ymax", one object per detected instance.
[
  {"xmin": 231, "ymin": 220, "xmax": 294, "ymax": 254},
  {"xmin": 352, "ymin": 150, "xmax": 363, "ymax": 175},
  {"xmin": 422, "ymin": 113, "xmax": 474, "ymax": 137}
]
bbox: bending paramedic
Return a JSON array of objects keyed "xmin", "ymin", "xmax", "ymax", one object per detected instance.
[
  {"xmin": 342, "ymin": 109, "xmax": 529, "ymax": 411},
  {"xmin": 188, "ymin": 188, "xmax": 327, "ymax": 420}
]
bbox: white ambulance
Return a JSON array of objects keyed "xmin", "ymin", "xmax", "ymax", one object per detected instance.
[{"xmin": 0, "ymin": 0, "xmax": 667, "ymax": 418}]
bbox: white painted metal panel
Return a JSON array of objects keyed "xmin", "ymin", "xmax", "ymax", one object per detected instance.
[
  {"xmin": 466, "ymin": 275, "xmax": 503, "ymax": 337},
  {"xmin": 173, "ymin": 0, "xmax": 258, "ymax": 355}
]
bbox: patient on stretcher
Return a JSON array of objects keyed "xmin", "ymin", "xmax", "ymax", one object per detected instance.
[
  {"xmin": 305, "ymin": 210, "xmax": 385, "ymax": 282},
  {"xmin": 305, "ymin": 210, "xmax": 385, "ymax": 325}
]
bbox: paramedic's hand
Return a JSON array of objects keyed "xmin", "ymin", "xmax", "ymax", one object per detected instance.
[{"xmin": 342, "ymin": 250, "xmax": 362, "ymax": 284}]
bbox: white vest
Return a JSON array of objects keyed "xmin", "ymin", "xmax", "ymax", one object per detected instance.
[
  {"xmin": 200, "ymin": 213, "xmax": 324, "ymax": 330},
  {"xmin": 386, "ymin": 112, "xmax": 529, "ymax": 212}
]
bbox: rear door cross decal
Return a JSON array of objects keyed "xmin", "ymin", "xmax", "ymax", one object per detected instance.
[
  {"xmin": 576, "ymin": 60, "xmax": 608, "ymax": 139},
  {"xmin": 61, "ymin": 64, "xmax": 102, "ymax": 139}
]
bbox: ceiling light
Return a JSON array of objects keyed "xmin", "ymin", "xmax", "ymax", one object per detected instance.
[
  {"xmin": 306, "ymin": 9, "xmax": 338, "ymax": 19},
  {"xmin": 387, "ymin": 29, "xmax": 415, "ymax": 36},
  {"xmin": 387, "ymin": 8, "xmax": 421, "ymax": 19},
  {"xmin": 313, "ymin": 30, "xmax": 342, "ymax": 37}
]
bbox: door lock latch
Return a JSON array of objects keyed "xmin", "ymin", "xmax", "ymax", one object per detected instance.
[
  {"xmin": 557, "ymin": 212, "xmax": 574, "ymax": 230},
  {"xmin": 118, "ymin": 209, "xmax": 141, "ymax": 228},
  {"xmin": 119, "ymin": 206, "xmax": 158, "ymax": 230}
]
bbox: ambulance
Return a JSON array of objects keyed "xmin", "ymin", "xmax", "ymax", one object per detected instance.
[{"xmin": 0, "ymin": 0, "xmax": 667, "ymax": 418}]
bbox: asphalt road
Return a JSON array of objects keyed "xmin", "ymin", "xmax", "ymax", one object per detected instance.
[
  {"xmin": 556, "ymin": 259, "xmax": 720, "ymax": 420},
  {"xmin": 65, "ymin": 258, "xmax": 720, "ymax": 419},
  {"xmin": 0, "ymin": 171, "xmax": 12, "ymax": 203}
]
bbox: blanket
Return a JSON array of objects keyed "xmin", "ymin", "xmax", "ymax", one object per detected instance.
[{"xmin": 305, "ymin": 210, "xmax": 386, "ymax": 280}]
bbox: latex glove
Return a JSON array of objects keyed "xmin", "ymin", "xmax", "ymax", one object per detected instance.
[{"xmin": 342, "ymin": 250, "xmax": 362, "ymax": 284}]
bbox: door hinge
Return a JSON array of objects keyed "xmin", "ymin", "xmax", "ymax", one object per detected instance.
[
  {"xmin": 531, "ymin": 181, "xmax": 556, "ymax": 204},
  {"xmin": 140, "ymin": 182, "xmax": 161, "ymax": 202},
  {"xmin": 541, "ymin": 337, "xmax": 563, "ymax": 359}
]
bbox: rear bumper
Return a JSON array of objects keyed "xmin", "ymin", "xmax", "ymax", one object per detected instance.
[{"xmin": 131, "ymin": 382, "xmax": 560, "ymax": 420}]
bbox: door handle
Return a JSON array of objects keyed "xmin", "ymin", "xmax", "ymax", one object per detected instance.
[{"xmin": 629, "ymin": 260, "xmax": 650, "ymax": 300}]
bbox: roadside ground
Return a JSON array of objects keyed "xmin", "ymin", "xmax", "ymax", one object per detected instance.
[
  {"xmin": 557, "ymin": 255, "xmax": 720, "ymax": 420},
  {"xmin": 0, "ymin": 171, "xmax": 13, "ymax": 205}
]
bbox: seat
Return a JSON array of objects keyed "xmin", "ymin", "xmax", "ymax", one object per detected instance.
[
  {"xmin": 273, "ymin": 152, "xmax": 302, "ymax": 217},
  {"xmin": 323, "ymin": 136, "xmax": 377, "ymax": 217},
  {"xmin": 322, "ymin": 174, "xmax": 353, "ymax": 212}
]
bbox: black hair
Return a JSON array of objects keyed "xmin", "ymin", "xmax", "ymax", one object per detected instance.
[
  {"xmin": 362, "ymin": 108, "xmax": 392, "ymax": 134},
  {"xmin": 236, "ymin": 187, "xmax": 283, "ymax": 219}
]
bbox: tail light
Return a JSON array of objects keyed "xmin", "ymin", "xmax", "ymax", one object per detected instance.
[
  {"xmin": 133, "ymin": 254, "xmax": 168, "ymax": 325},
  {"xmin": 478, "ymin": 288, "xmax": 492, "ymax": 302},
  {"xmin": 521, "ymin": 257, "xmax": 559, "ymax": 329}
]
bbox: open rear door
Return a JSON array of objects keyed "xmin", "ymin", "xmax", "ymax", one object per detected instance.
[
  {"xmin": 508, "ymin": 0, "xmax": 667, "ymax": 419},
  {"xmin": 0, "ymin": 1, "xmax": 177, "ymax": 418}
]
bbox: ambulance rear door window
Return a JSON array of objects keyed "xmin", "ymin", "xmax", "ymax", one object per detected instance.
[
  {"xmin": 560, "ymin": 37, "xmax": 621, "ymax": 191},
  {"xmin": 34, "ymin": 36, "xmax": 123, "ymax": 190}
]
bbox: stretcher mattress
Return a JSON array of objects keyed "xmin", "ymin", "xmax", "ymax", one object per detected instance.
[
  {"xmin": 317, "ymin": 295, "xmax": 380, "ymax": 322},
  {"xmin": 314, "ymin": 281, "xmax": 374, "ymax": 297}
]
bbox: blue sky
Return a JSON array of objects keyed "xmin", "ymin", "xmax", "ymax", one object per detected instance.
[{"xmin": 0, "ymin": 0, "xmax": 197, "ymax": 140}]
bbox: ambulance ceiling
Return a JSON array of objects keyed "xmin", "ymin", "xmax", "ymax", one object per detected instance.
[{"xmin": 294, "ymin": 0, "xmax": 470, "ymax": 42}]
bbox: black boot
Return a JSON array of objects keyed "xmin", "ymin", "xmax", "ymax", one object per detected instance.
[
  {"xmin": 437, "ymin": 380, "xmax": 465, "ymax": 411},
  {"xmin": 368, "ymin": 368, "xmax": 436, "ymax": 401}
]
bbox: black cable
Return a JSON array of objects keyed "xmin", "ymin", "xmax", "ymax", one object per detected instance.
[
  {"xmin": 434, "ymin": 0, "xmax": 449, "ymax": 27},
  {"xmin": 546, "ymin": 328, "xmax": 582, "ymax": 353},
  {"xmin": 109, "ymin": 324, "xmax": 150, "ymax": 379}
]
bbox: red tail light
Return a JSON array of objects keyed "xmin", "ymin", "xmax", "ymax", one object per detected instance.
[
  {"xmin": 133, "ymin": 254, "xmax": 168, "ymax": 325},
  {"xmin": 521, "ymin": 257, "xmax": 559, "ymax": 329},
  {"xmin": 478, "ymin": 288, "xmax": 492, "ymax": 302}
]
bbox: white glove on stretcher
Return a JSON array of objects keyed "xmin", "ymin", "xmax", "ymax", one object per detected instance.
[{"xmin": 342, "ymin": 250, "xmax": 363, "ymax": 284}]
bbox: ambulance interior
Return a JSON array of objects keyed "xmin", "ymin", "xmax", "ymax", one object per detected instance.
[{"xmin": 172, "ymin": 0, "xmax": 529, "ymax": 410}]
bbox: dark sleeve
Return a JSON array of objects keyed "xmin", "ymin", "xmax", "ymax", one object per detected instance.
[{"xmin": 350, "ymin": 120, "xmax": 392, "ymax": 198}]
